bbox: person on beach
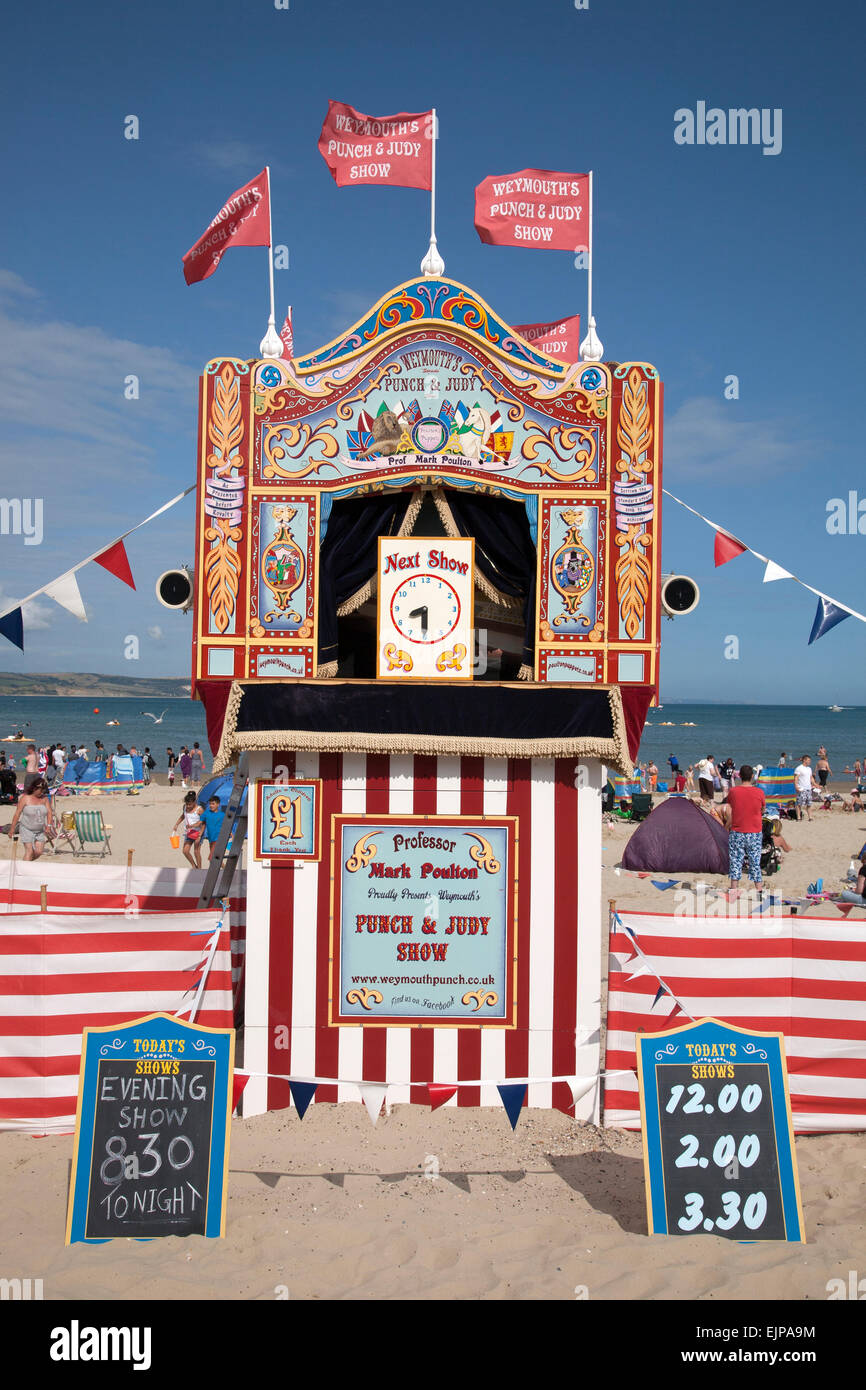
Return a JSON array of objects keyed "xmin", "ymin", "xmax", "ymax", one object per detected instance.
[
  {"xmin": 779, "ymin": 753, "xmax": 787, "ymax": 767},
  {"xmin": 179, "ymin": 748, "xmax": 193, "ymax": 789},
  {"xmin": 837, "ymin": 851, "xmax": 866, "ymax": 906},
  {"xmin": 794, "ymin": 755, "xmax": 815, "ymax": 822},
  {"xmin": 668, "ymin": 754, "xmax": 679, "ymax": 779},
  {"xmin": 724, "ymin": 765, "xmax": 766, "ymax": 899},
  {"xmin": 695, "ymin": 755, "xmax": 715, "ymax": 801},
  {"xmin": 647, "ymin": 760, "xmax": 658, "ymax": 792},
  {"xmin": 23, "ymin": 744, "xmax": 39, "ymax": 792},
  {"xmin": 173, "ymin": 791, "xmax": 204, "ymax": 869},
  {"xmin": 843, "ymin": 788, "xmax": 863, "ymax": 813},
  {"xmin": 7, "ymin": 777, "xmax": 53, "ymax": 861},
  {"xmin": 685, "ymin": 765, "xmax": 695, "ymax": 793},
  {"xmin": 201, "ymin": 794, "xmax": 226, "ymax": 862},
  {"xmin": 166, "ymin": 748, "xmax": 176, "ymax": 786},
  {"xmin": 190, "ymin": 742, "xmax": 205, "ymax": 786},
  {"xmin": 816, "ymin": 752, "xmax": 832, "ymax": 790}
]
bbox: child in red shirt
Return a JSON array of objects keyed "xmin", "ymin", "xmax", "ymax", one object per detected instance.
[{"xmin": 725, "ymin": 765, "xmax": 766, "ymax": 896}]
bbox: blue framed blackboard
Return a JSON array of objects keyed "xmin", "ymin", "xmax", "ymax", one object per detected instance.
[
  {"xmin": 66, "ymin": 1013, "xmax": 234, "ymax": 1244},
  {"xmin": 636, "ymin": 1018, "xmax": 804, "ymax": 1242}
]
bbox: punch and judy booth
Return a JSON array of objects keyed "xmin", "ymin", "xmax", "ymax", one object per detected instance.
[{"xmin": 192, "ymin": 276, "xmax": 663, "ymax": 1118}]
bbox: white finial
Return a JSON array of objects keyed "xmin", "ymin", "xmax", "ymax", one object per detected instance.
[
  {"xmin": 579, "ymin": 314, "xmax": 604, "ymax": 363},
  {"xmin": 259, "ymin": 315, "xmax": 283, "ymax": 359},
  {"xmin": 420, "ymin": 234, "xmax": 445, "ymax": 278}
]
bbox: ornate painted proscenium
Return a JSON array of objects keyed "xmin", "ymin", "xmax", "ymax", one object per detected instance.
[{"xmin": 192, "ymin": 275, "xmax": 663, "ymax": 697}]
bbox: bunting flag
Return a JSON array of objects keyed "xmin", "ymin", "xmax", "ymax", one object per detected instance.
[
  {"xmin": 279, "ymin": 306, "xmax": 293, "ymax": 359},
  {"xmin": 0, "ymin": 483, "xmax": 195, "ymax": 649},
  {"xmin": 359, "ymin": 1082, "xmax": 388, "ymax": 1125},
  {"xmin": 43, "ymin": 571, "xmax": 87, "ymax": 621},
  {"xmin": 713, "ymin": 531, "xmax": 748, "ymax": 567},
  {"xmin": 318, "ymin": 102, "xmax": 433, "ymax": 189},
  {"xmin": 289, "ymin": 1080, "xmax": 318, "ymax": 1120},
  {"xmin": 763, "ymin": 559, "xmax": 792, "ymax": 583},
  {"xmin": 663, "ymin": 487, "xmax": 866, "ymax": 640},
  {"xmin": 808, "ymin": 596, "xmax": 851, "ymax": 645},
  {"xmin": 427, "ymin": 1083, "xmax": 458, "ymax": 1111},
  {"xmin": 94, "ymin": 539, "xmax": 135, "ymax": 590},
  {"xmin": 497, "ymin": 1083, "xmax": 527, "ymax": 1131},
  {"xmin": 567, "ymin": 1076, "xmax": 598, "ymax": 1109},
  {"xmin": 232, "ymin": 1074, "xmax": 250, "ymax": 1115},
  {"xmin": 652, "ymin": 985, "xmax": 669, "ymax": 1008},
  {"xmin": 182, "ymin": 169, "xmax": 270, "ymax": 285},
  {"xmin": 650, "ymin": 879, "xmax": 679, "ymax": 891},
  {"xmin": 474, "ymin": 170, "xmax": 589, "ymax": 251},
  {"xmin": 0, "ymin": 609, "xmax": 24, "ymax": 651}
]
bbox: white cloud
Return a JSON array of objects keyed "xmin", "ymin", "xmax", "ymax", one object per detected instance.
[
  {"xmin": 663, "ymin": 396, "xmax": 813, "ymax": 481},
  {"xmin": 0, "ymin": 272, "xmax": 197, "ymax": 460},
  {"xmin": 0, "ymin": 584, "xmax": 55, "ymax": 630},
  {"xmin": 193, "ymin": 140, "xmax": 263, "ymax": 176}
]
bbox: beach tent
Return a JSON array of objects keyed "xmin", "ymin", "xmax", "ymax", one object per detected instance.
[
  {"xmin": 756, "ymin": 766, "xmax": 796, "ymax": 797},
  {"xmin": 621, "ymin": 796, "xmax": 730, "ymax": 874},
  {"xmin": 614, "ymin": 776, "xmax": 642, "ymax": 797},
  {"xmin": 60, "ymin": 755, "xmax": 144, "ymax": 791}
]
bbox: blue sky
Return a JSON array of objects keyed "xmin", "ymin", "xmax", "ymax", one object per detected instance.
[{"xmin": 0, "ymin": 0, "xmax": 863, "ymax": 701}]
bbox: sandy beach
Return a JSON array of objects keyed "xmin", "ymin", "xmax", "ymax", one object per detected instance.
[{"xmin": 0, "ymin": 780, "xmax": 864, "ymax": 1300}]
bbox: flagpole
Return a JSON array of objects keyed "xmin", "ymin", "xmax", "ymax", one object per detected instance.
[
  {"xmin": 579, "ymin": 168, "xmax": 603, "ymax": 362},
  {"xmin": 260, "ymin": 166, "xmax": 283, "ymax": 357},
  {"xmin": 420, "ymin": 109, "xmax": 445, "ymax": 277}
]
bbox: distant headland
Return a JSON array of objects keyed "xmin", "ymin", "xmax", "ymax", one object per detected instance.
[{"xmin": 0, "ymin": 673, "xmax": 191, "ymax": 698}]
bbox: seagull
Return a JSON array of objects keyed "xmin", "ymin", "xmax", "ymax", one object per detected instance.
[{"xmin": 140, "ymin": 710, "xmax": 168, "ymax": 724}]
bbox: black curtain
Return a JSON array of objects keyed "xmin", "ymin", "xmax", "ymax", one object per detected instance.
[
  {"xmin": 440, "ymin": 491, "xmax": 537, "ymax": 669},
  {"xmin": 317, "ymin": 492, "xmax": 416, "ymax": 669}
]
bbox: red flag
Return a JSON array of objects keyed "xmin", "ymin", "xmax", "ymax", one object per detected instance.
[
  {"xmin": 474, "ymin": 169, "xmax": 589, "ymax": 251},
  {"xmin": 318, "ymin": 101, "xmax": 433, "ymax": 189},
  {"xmin": 231, "ymin": 1073, "xmax": 250, "ymax": 1115},
  {"xmin": 427, "ymin": 1083, "xmax": 458, "ymax": 1111},
  {"xmin": 182, "ymin": 169, "xmax": 270, "ymax": 286},
  {"xmin": 714, "ymin": 532, "xmax": 748, "ymax": 567},
  {"xmin": 94, "ymin": 539, "xmax": 135, "ymax": 590},
  {"xmin": 279, "ymin": 306, "xmax": 293, "ymax": 359},
  {"xmin": 514, "ymin": 314, "xmax": 581, "ymax": 362}
]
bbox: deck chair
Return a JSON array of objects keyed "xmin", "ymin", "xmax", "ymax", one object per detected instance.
[
  {"xmin": 629, "ymin": 793, "xmax": 654, "ymax": 822},
  {"xmin": 45, "ymin": 798, "xmax": 77, "ymax": 854},
  {"xmin": 72, "ymin": 810, "xmax": 112, "ymax": 858}
]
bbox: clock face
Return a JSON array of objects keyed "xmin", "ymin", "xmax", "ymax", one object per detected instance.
[{"xmin": 390, "ymin": 574, "xmax": 461, "ymax": 644}]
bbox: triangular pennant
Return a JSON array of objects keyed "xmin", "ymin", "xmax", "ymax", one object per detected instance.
[
  {"xmin": 714, "ymin": 532, "xmax": 748, "ymax": 567},
  {"xmin": 0, "ymin": 608, "xmax": 24, "ymax": 651},
  {"xmin": 43, "ymin": 571, "xmax": 87, "ymax": 621},
  {"xmin": 624, "ymin": 926, "xmax": 637, "ymax": 939},
  {"xmin": 763, "ymin": 559, "xmax": 792, "ymax": 583},
  {"xmin": 94, "ymin": 539, "xmax": 136, "ymax": 590},
  {"xmin": 231, "ymin": 1074, "xmax": 249, "ymax": 1114},
  {"xmin": 808, "ymin": 596, "xmax": 851, "ymax": 645},
  {"xmin": 566, "ymin": 1076, "xmax": 597, "ymax": 1108},
  {"xmin": 668, "ymin": 1002, "xmax": 684, "ymax": 1020},
  {"xmin": 837, "ymin": 904, "xmax": 853, "ymax": 918},
  {"xmin": 652, "ymin": 985, "xmax": 668, "ymax": 1008},
  {"xmin": 497, "ymin": 1083, "xmax": 527, "ymax": 1131},
  {"xmin": 428, "ymin": 1083, "xmax": 458, "ymax": 1111},
  {"xmin": 359, "ymin": 1083, "xmax": 388, "ymax": 1125},
  {"xmin": 289, "ymin": 1080, "xmax": 318, "ymax": 1120},
  {"xmin": 626, "ymin": 963, "xmax": 652, "ymax": 982},
  {"xmin": 651, "ymin": 879, "xmax": 679, "ymax": 891}
]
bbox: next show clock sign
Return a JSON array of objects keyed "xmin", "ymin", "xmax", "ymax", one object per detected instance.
[{"xmin": 377, "ymin": 537, "xmax": 475, "ymax": 680}]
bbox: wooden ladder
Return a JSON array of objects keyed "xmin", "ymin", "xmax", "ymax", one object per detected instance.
[{"xmin": 197, "ymin": 753, "xmax": 249, "ymax": 908}]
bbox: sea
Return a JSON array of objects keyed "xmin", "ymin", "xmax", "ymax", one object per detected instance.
[
  {"xmin": 0, "ymin": 696, "xmax": 863, "ymax": 778},
  {"xmin": 0, "ymin": 697, "xmax": 208, "ymax": 773}
]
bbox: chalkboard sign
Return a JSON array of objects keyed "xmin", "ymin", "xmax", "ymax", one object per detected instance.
[
  {"xmin": 636, "ymin": 1018, "xmax": 804, "ymax": 1242},
  {"xmin": 66, "ymin": 1013, "xmax": 234, "ymax": 1244}
]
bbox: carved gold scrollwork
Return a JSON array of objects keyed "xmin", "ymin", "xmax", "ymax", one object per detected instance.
[
  {"xmin": 520, "ymin": 424, "xmax": 597, "ymax": 482},
  {"xmin": 345, "ymin": 832, "xmax": 381, "ymax": 872},
  {"xmin": 464, "ymin": 833, "xmax": 501, "ymax": 874},
  {"xmin": 435, "ymin": 643, "xmax": 467, "ymax": 672},
  {"xmin": 614, "ymin": 368, "xmax": 654, "ymax": 638},
  {"xmin": 462, "ymin": 989, "xmax": 499, "ymax": 1013},
  {"xmin": 346, "ymin": 988, "xmax": 384, "ymax": 1011},
  {"xmin": 262, "ymin": 419, "xmax": 340, "ymax": 479}
]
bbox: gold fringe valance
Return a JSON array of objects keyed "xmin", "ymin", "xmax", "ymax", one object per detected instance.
[{"xmin": 212, "ymin": 679, "xmax": 634, "ymax": 778}]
